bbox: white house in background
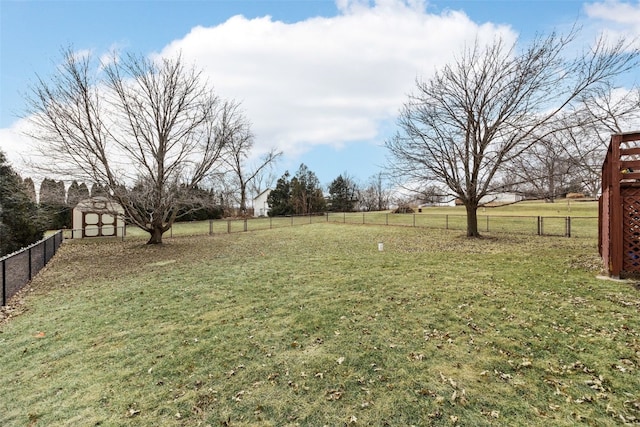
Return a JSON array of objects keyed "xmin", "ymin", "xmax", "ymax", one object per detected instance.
[
  {"xmin": 479, "ymin": 192, "xmax": 523, "ymax": 205},
  {"xmin": 72, "ymin": 197, "xmax": 125, "ymax": 238},
  {"xmin": 253, "ymin": 189, "xmax": 272, "ymax": 217}
]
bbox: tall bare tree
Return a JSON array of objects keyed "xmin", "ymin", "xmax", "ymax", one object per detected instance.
[
  {"xmin": 387, "ymin": 31, "xmax": 639, "ymax": 237},
  {"xmin": 561, "ymin": 86, "xmax": 640, "ymax": 196},
  {"xmin": 360, "ymin": 172, "xmax": 391, "ymax": 212},
  {"xmin": 219, "ymin": 102, "xmax": 282, "ymax": 215},
  {"xmin": 27, "ymin": 48, "xmax": 241, "ymax": 243},
  {"xmin": 509, "ymin": 130, "xmax": 575, "ymax": 202}
]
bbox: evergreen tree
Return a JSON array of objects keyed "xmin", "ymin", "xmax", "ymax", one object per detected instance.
[
  {"xmin": 328, "ymin": 174, "xmax": 358, "ymax": 212},
  {"xmin": 267, "ymin": 171, "xmax": 293, "ymax": 216},
  {"xmin": 176, "ymin": 186, "xmax": 223, "ymax": 221},
  {"xmin": 291, "ymin": 164, "xmax": 326, "ymax": 214},
  {"xmin": 0, "ymin": 151, "xmax": 44, "ymax": 255},
  {"xmin": 67, "ymin": 181, "xmax": 90, "ymax": 206},
  {"xmin": 23, "ymin": 177, "xmax": 37, "ymax": 203},
  {"xmin": 90, "ymin": 183, "xmax": 109, "ymax": 198},
  {"xmin": 39, "ymin": 178, "xmax": 66, "ymax": 205},
  {"xmin": 39, "ymin": 178, "xmax": 71, "ymax": 229}
]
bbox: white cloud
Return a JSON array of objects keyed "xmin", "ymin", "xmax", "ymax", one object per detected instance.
[
  {"xmin": 0, "ymin": 0, "xmax": 515, "ymax": 177},
  {"xmin": 157, "ymin": 0, "xmax": 515, "ymax": 159},
  {"xmin": 585, "ymin": 0, "xmax": 640, "ymax": 26},
  {"xmin": 584, "ymin": 0, "xmax": 640, "ymax": 44},
  {"xmin": 0, "ymin": 118, "xmax": 39, "ymax": 174}
]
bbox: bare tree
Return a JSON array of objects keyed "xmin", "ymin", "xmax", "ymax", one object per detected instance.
[
  {"xmin": 509, "ymin": 131, "xmax": 575, "ymax": 202},
  {"xmin": 248, "ymin": 169, "xmax": 278, "ymax": 200},
  {"xmin": 219, "ymin": 103, "xmax": 282, "ymax": 215},
  {"xmin": 561, "ymin": 86, "xmax": 640, "ymax": 196},
  {"xmin": 26, "ymin": 48, "xmax": 242, "ymax": 244},
  {"xmin": 387, "ymin": 31, "xmax": 639, "ymax": 237},
  {"xmin": 510, "ymin": 86, "xmax": 640, "ymax": 199},
  {"xmin": 360, "ymin": 172, "xmax": 391, "ymax": 211}
]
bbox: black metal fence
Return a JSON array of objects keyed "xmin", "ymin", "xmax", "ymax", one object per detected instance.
[
  {"xmin": 325, "ymin": 212, "xmax": 598, "ymax": 238},
  {"xmin": 60, "ymin": 212, "xmax": 598, "ymax": 240},
  {"xmin": 1, "ymin": 231, "xmax": 63, "ymax": 306}
]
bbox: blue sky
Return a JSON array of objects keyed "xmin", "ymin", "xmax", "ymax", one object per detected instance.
[{"xmin": 1, "ymin": 0, "xmax": 639, "ymax": 188}]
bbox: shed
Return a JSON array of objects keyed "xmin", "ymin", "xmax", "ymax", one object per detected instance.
[
  {"xmin": 599, "ymin": 131, "xmax": 640, "ymax": 278},
  {"xmin": 72, "ymin": 197, "xmax": 125, "ymax": 239}
]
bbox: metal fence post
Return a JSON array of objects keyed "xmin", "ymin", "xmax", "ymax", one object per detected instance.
[
  {"xmin": 413, "ymin": 214, "xmax": 416, "ymax": 227},
  {"xmin": 209, "ymin": 219, "xmax": 213, "ymax": 236},
  {"xmin": 386, "ymin": 213, "xmax": 388, "ymax": 226},
  {"xmin": 28, "ymin": 247, "xmax": 32, "ymax": 280},
  {"xmin": 537, "ymin": 216, "xmax": 541, "ymax": 235},
  {"xmin": 363, "ymin": 212, "xmax": 365, "ymax": 224},
  {"xmin": 566, "ymin": 216, "xmax": 571, "ymax": 237},
  {"xmin": 43, "ymin": 238, "xmax": 47, "ymax": 264},
  {"xmin": 446, "ymin": 215, "xmax": 449, "ymax": 230},
  {"xmin": 227, "ymin": 220, "xmax": 231, "ymax": 233},
  {"xmin": 244, "ymin": 218, "xmax": 248, "ymax": 231},
  {"xmin": 2, "ymin": 259, "xmax": 6, "ymax": 306}
]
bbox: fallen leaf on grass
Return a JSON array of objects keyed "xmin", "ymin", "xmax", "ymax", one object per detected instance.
[
  {"xmin": 34, "ymin": 331, "xmax": 45, "ymax": 338},
  {"xmin": 481, "ymin": 409, "xmax": 500, "ymax": 418},
  {"xmin": 326, "ymin": 389, "xmax": 343, "ymax": 401},
  {"xmin": 337, "ymin": 357, "xmax": 345, "ymax": 365},
  {"xmin": 519, "ymin": 359, "xmax": 533, "ymax": 369}
]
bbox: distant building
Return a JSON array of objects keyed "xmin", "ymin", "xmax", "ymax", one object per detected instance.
[
  {"xmin": 253, "ymin": 189, "xmax": 272, "ymax": 217},
  {"xmin": 479, "ymin": 192, "xmax": 523, "ymax": 205}
]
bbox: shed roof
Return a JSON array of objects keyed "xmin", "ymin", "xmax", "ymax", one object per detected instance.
[{"xmin": 73, "ymin": 196, "xmax": 123, "ymax": 213}]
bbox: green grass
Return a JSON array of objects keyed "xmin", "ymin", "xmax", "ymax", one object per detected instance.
[
  {"xmin": 115, "ymin": 199, "xmax": 598, "ymax": 241},
  {"xmin": 2, "ymin": 222, "xmax": 638, "ymax": 426}
]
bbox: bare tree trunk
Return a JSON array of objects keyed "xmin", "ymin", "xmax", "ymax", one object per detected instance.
[
  {"xmin": 147, "ymin": 227, "xmax": 164, "ymax": 245},
  {"xmin": 465, "ymin": 203, "xmax": 480, "ymax": 237}
]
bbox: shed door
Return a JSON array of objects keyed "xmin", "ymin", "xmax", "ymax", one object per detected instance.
[
  {"xmin": 83, "ymin": 212, "xmax": 117, "ymax": 238},
  {"xmin": 622, "ymin": 187, "xmax": 640, "ymax": 275}
]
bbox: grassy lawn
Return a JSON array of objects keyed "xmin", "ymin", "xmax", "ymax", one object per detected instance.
[
  {"xmin": 1, "ymin": 222, "xmax": 639, "ymax": 426},
  {"xmin": 118, "ymin": 199, "xmax": 599, "ymax": 241}
]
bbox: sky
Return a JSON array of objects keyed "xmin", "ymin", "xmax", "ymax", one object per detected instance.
[{"xmin": 1, "ymin": 0, "xmax": 639, "ymax": 189}]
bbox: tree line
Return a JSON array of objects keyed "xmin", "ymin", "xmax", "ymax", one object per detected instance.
[{"xmin": 266, "ymin": 165, "xmax": 392, "ymax": 216}]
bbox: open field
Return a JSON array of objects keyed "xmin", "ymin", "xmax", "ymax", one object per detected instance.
[{"xmin": 2, "ymin": 222, "xmax": 639, "ymax": 426}]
